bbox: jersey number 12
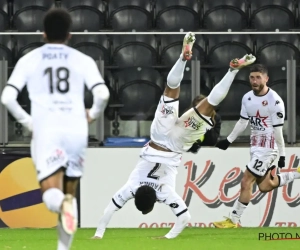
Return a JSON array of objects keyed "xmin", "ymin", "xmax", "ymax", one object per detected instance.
[{"xmin": 44, "ymin": 67, "xmax": 70, "ymax": 94}]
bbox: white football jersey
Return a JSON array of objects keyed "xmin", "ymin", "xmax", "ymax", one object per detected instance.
[
  {"xmin": 7, "ymin": 44, "xmax": 104, "ymax": 133},
  {"xmin": 240, "ymin": 88, "xmax": 285, "ymax": 149},
  {"xmin": 149, "ymin": 96, "xmax": 213, "ymax": 155}
]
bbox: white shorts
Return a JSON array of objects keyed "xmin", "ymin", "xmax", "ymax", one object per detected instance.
[
  {"xmin": 246, "ymin": 147, "xmax": 278, "ymax": 177},
  {"xmin": 31, "ymin": 130, "xmax": 88, "ymax": 182}
]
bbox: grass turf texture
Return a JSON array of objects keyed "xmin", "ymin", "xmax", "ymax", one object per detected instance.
[{"xmin": 1, "ymin": 228, "xmax": 300, "ymax": 250}]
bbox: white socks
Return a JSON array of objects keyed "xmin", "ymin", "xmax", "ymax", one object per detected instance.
[
  {"xmin": 167, "ymin": 54, "xmax": 187, "ymax": 89},
  {"xmin": 43, "ymin": 189, "xmax": 77, "ymax": 250},
  {"xmin": 230, "ymin": 199, "xmax": 248, "ymax": 224},
  {"xmin": 207, "ymin": 69, "xmax": 238, "ymax": 106},
  {"xmin": 42, "ymin": 188, "xmax": 65, "ymax": 213},
  {"xmin": 57, "ymin": 198, "xmax": 78, "ymax": 250},
  {"xmin": 277, "ymin": 171, "xmax": 300, "ymax": 187}
]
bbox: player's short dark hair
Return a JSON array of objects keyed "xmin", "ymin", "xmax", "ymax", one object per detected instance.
[
  {"xmin": 249, "ymin": 64, "xmax": 268, "ymax": 75},
  {"xmin": 134, "ymin": 185, "xmax": 156, "ymax": 213},
  {"xmin": 43, "ymin": 8, "xmax": 72, "ymax": 42}
]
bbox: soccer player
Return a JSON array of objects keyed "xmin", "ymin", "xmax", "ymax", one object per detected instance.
[
  {"xmin": 213, "ymin": 64, "xmax": 300, "ymax": 228},
  {"xmin": 92, "ymin": 32, "xmax": 256, "ymax": 239},
  {"xmin": 1, "ymin": 8, "xmax": 109, "ymax": 250}
]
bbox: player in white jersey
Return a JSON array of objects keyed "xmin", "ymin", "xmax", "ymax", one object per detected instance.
[
  {"xmin": 92, "ymin": 32, "xmax": 256, "ymax": 239},
  {"xmin": 213, "ymin": 64, "xmax": 300, "ymax": 228},
  {"xmin": 1, "ymin": 9, "xmax": 109, "ymax": 250},
  {"xmin": 92, "ymin": 158, "xmax": 190, "ymax": 240}
]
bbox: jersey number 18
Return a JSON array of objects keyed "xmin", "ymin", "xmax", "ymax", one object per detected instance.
[{"xmin": 44, "ymin": 67, "xmax": 70, "ymax": 94}]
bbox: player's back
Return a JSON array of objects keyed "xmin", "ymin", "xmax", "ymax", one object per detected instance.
[
  {"xmin": 18, "ymin": 44, "xmax": 98, "ymax": 132},
  {"xmin": 128, "ymin": 158, "xmax": 178, "ymax": 200}
]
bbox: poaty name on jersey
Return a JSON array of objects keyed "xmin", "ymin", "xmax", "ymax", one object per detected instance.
[{"xmin": 43, "ymin": 52, "xmax": 69, "ymax": 60}]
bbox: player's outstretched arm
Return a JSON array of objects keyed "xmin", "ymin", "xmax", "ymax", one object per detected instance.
[
  {"xmin": 216, "ymin": 96, "xmax": 249, "ymax": 150},
  {"xmin": 215, "ymin": 117, "xmax": 248, "ymax": 150},
  {"xmin": 153, "ymin": 192, "xmax": 191, "ymax": 239},
  {"xmin": 93, "ymin": 183, "xmax": 133, "ymax": 239},
  {"xmin": 1, "ymin": 86, "xmax": 32, "ymax": 131},
  {"xmin": 92, "ymin": 200, "xmax": 120, "ymax": 239},
  {"xmin": 163, "ymin": 211, "xmax": 191, "ymax": 239}
]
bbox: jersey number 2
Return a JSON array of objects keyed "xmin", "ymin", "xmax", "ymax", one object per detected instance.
[
  {"xmin": 44, "ymin": 67, "xmax": 70, "ymax": 94},
  {"xmin": 147, "ymin": 163, "xmax": 161, "ymax": 180}
]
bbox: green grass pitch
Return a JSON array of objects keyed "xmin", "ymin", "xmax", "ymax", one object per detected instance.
[{"xmin": 1, "ymin": 227, "xmax": 300, "ymax": 250}]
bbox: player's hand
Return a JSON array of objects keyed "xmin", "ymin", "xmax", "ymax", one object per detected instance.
[
  {"xmin": 278, "ymin": 156, "xmax": 285, "ymax": 168},
  {"xmin": 86, "ymin": 109, "xmax": 94, "ymax": 124},
  {"xmin": 187, "ymin": 140, "xmax": 201, "ymax": 154},
  {"xmin": 152, "ymin": 236, "xmax": 168, "ymax": 240},
  {"xmin": 215, "ymin": 139, "xmax": 231, "ymax": 150}
]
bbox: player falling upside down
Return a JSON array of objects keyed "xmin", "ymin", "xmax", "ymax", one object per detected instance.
[
  {"xmin": 92, "ymin": 32, "xmax": 256, "ymax": 239},
  {"xmin": 1, "ymin": 8, "xmax": 109, "ymax": 250},
  {"xmin": 213, "ymin": 64, "xmax": 300, "ymax": 228}
]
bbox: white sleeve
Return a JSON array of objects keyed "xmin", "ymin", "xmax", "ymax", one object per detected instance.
[
  {"xmin": 270, "ymin": 97, "xmax": 285, "ymax": 156},
  {"xmin": 165, "ymin": 210, "xmax": 191, "ymax": 239},
  {"xmin": 7, "ymin": 56, "xmax": 27, "ymax": 91},
  {"xmin": 84, "ymin": 57, "xmax": 105, "ymax": 90},
  {"xmin": 83, "ymin": 57, "xmax": 109, "ymax": 120},
  {"xmin": 94, "ymin": 183, "xmax": 134, "ymax": 238},
  {"xmin": 1, "ymin": 86, "xmax": 32, "ymax": 131},
  {"xmin": 163, "ymin": 189, "xmax": 191, "ymax": 239},
  {"xmin": 240, "ymin": 96, "xmax": 249, "ymax": 120},
  {"xmin": 227, "ymin": 118, "xmax": 249, "ymax": 143},
  {"xmin": 271, "ymin": 98, "xmax": 285, "ymax": 127},
  {"xmin": 88, "ymin": 84, "xmax": 110, "ymax": 120},
  {"xmin": 274, "ymin": 126, "xmax": 285, "ymax": 157},
  {"xmin": 94, "ymin": 200, "xmax": 120, "ymax": 238}
]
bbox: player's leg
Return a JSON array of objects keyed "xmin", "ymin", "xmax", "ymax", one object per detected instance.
[
  {"xmin": 213, "ymin": 169, "xmax": 256, "ymax": 228},
  {"xmin": 34, "ymin": 135, "xmax": 70, "ymax": 220},
  {"xmin": 40, "ymin": 169, "xmax": 66, "ymax": 214},
  {"xmin": 54, "ymin": 133, "xmax": 86, "ymax": 250},
  {"xmin": 164, "ymin": 32, "xmax": 195, "ymax": 99},
  {"xmin": 196, "ymin": 54, "xmax": 256, "ymax": 117},
  {"xmin": 256, "ymin": 166, "xmax": 300, "ymax": 192},
  {"xmin": 54, "ymin": 176, "xmax": 79, "ymax": 250},
  {"xmin": 150, "ymin": 32, "xmax": 196, "ymax": 142}
]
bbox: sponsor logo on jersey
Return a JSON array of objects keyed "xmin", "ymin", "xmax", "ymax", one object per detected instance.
[
  {"xmin": 46, "ymin": 149, "xmax": 66, "ymax": 166},
  {"xmin": 184, "ymin": 116, "xmax": 203, "ymax": 130},
  {"xmin": 169, "ymin": 203, "xmax": 179, "ymax": 208},
  {"xmin": 161, "ymin": 104, "xmax": 173, "ymax": 116},
  {"xmin": 249, "ymin": 110, "xmax": 268, "ymax": 131},
  {"xmin": 277, "ymin": 112, "xmax": 283, "ymax": 118},
  {"xmin": 262, "ymin": 100, "xmax": 268, "ymax": 106},
  {"xmin": 275, "ymin": 100, "xmax": 280, "ymax": 105}
]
